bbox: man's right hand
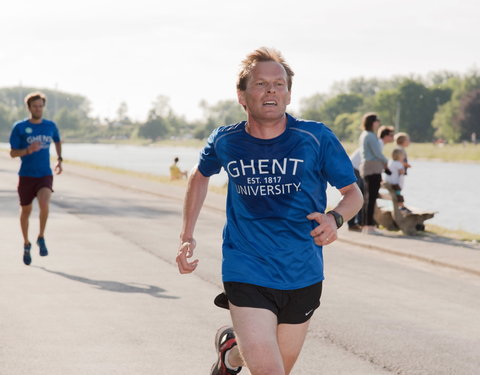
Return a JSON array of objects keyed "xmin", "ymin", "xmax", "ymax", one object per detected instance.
[
  {"xmin": 27, "ymin": 142, "xmax": 42, "ymax": 154},
  {"xmin": 176, "ymin": 238, "xmax": 199, "ymax": 274}
]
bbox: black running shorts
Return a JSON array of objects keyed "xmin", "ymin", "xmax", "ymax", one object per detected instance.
[{"xmin": 218, "ymin": 281, "xmax": 323, "ymax": 324}]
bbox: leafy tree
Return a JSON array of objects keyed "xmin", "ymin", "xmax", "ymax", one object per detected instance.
[
  {"xmin": 298, "ymin": 93, "xmax": 328, "ymax": 122},
  {"xmin": 299, "ymin": 93, "xmax": 362, "ymax": 125},
  {"xmin": 0, "ymin": 86, "xmax": 92, "ymax": 121},
  {"xmin": 194, "ymin": 99, "xmax": 245, "ymax": 139},
  {"xmin": 425, "ymin": 71, "xmax": 460, "ymax": 86},
  {"xmin": 321, "ymin": 94, "xmax": 363, "ymax": 124},
  {"xmin": 395, "ymin": 80, "xmax": 451, "ymax": 142},
  {"xmin": 0, "ymin": 103, "xmax": 13, "ymax": 141},
  {"xmin": 432, "ymin": 100, "xmax": 461, "ymax": 142},
  {"xmin": 145, "ymin": 95, "xmax": 192, "ymax": 137},
  {"xmin": 373, "ymin": 89, "xmax": 399, "ymax": 126},
  {"xmin": 331, "ymin": 112, "xmax": 362, "ymax": 142},
  {"xmin": 456, "ymin": 89, "xmax": 480, "ymax": 140},
  {"xmin": 432, "ymin": 72, "xmax": 480, "ymax": 142},
  {"xmin": 53, "ymin": 108, "xmax": 82, "ymax": 130},
  {"xmin": 138, "ymin": 112, "xmax": 171, "ymax": 140},
  {"xmin": 115, "ymin": 101, "xmax": 131, "ymax": 126},
  {"xmin": 331, "ymin": 77, "xmax": 382, "ymax": 97}
]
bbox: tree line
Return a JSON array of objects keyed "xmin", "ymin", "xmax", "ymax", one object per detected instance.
[{"xmin": 1, "ymin": 69, "xmax": 479, "ymax": 143}]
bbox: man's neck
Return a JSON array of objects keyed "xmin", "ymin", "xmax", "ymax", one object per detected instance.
[
  {"xmin": 245, "ymin": 114, "xmax": 287, "ymax": 140},
  {"xmin": 29, "ymin": 117, "xmax": 42, "ymax": 124}
]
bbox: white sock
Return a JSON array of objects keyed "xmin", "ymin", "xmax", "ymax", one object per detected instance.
[{"xmin": 224, "ymin": 348, "xmax": 241, "ymax": 371}]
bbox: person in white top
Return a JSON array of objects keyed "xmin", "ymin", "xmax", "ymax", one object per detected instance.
[{"xmin": 384, "ymin": 148, "xmax": 408, "ymax": 211}]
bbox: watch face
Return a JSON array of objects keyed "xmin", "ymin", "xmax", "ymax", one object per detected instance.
[
  {"xmin": 337, "ymin": 215, "xmax": 344, "ymax": 227},
  {"xmin": 328, "ymin": 211, "xmax": 343, "ymax": 228}
]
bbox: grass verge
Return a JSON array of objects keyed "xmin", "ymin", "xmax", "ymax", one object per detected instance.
[
  {"xmin": 64, "ymin": 159, "xmax": 228, "ymax": 195},
  {"xmin": 424, "ymin": 224, "xmax": 480, "ymax": 243}
]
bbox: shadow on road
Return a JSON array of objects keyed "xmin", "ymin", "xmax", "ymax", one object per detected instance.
[
  {"xmin": 52, "ymin": 194, "xmax": 179, "ymax": 219},
  {"xmin": 35, "ymin": 266, "xmax": 179, "ymax": 299}
]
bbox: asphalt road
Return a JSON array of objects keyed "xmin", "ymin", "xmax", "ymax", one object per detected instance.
[{"xmin": 1, "ymin": 153, "xmax": 479, "ymax": 374}]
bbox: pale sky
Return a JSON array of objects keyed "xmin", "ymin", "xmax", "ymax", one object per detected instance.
[{"xmin": 1, "ymin": 0, "xmax": 479, "ymax": 122}]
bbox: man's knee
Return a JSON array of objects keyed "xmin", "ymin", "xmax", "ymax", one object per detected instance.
[
  {"xmin": 20, "ymin": 204, "xmax": 32, "ymax": 217},
  {"xmin": 37, "ymin": 188, "xmax": 52, "ymax": 210}
]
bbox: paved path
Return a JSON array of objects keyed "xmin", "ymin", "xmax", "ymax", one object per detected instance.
[{"xmin": 1, "ymin": 151, "xmax": 479, "ymax": 375}]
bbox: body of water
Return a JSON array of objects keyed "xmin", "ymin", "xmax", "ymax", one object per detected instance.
[{"xmin": 2, "ymin": 142, "xmax": 478, "ymax": 235}]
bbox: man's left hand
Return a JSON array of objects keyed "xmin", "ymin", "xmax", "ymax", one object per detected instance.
[
  {"xmin": 307, "ymin": 212, "xmax": 337, "ymax": 246},
  {"xmin": 55, "ymin": 161, "xmax": 63, "ymax": 175}
]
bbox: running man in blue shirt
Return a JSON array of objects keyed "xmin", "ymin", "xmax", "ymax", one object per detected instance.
[
  {"xmin": 176, "ymin": 48, "xmax": 363, "ymax": 375},
  {"xmin": 9, "ymin": 92, "xmax": 63, "ymax": 266}
]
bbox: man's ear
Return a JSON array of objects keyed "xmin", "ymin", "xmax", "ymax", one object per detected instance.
[{"xmin": 237, "ymin": 90, "xmax": 247, "ymax": 110}]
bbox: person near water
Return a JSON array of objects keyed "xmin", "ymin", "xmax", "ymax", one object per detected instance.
[
  {"xmin": 170, "ymin": 156, "xmax": 188, "ymax": 180},
  {"xmin": 358, "ymin": 113, "xmax": 388, "ymax": 235}
]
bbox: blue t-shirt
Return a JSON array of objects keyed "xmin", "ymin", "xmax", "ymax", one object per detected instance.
[
  {"xmin": 9, "ymin": 119, "xmax": 61, "ymax": 177},
  {"xmin": 198, "ymin": 114, "xmax": 355, "ymax": 290}
]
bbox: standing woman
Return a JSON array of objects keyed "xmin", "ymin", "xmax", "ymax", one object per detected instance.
[{"xmin": 359, "ymin": 113, "xmax": 388, "ymax": 234}]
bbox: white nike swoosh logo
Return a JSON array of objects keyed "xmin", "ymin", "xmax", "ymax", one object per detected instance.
[{"xmin": 305, "ymin": 309, "xmax": 313, "ymax": 316}]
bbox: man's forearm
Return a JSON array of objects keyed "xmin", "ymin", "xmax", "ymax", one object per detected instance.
[
  {"xmin": 10, "ymin": 148, "xmax": 30, "ymax": 158},
  {"xmin": 333, "ymin": 183, "xmax": 364, "ymax": 222},
  {"xmin": 55, "ymin": 142, "xmax": 62, "ymax": 160},
  {"xmin": 180, "ymin": 166, "xmax": 210, "ymax": 242}
]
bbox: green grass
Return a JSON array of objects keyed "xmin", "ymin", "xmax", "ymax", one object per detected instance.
[
  {"xmin": 64, "ymin": 159, "xmax": 228, "ymax": 195},
  {"xmin": 65, "ymin": 138, "xmax": 206, "ymax": 148},
  {"xmin": 424, "ymin": 224, "xmax": 480, "ymax": 243},
  {"xmin": 405, "ymin": 143, "xmax": 480, "ymax": 162}
]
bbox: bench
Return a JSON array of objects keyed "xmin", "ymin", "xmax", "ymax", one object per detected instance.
[{"xmin": 374, "ymin": 182, "xmax": 436, "ymax": 236}]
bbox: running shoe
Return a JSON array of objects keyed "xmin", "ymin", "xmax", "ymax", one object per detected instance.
[
  {"xmin": 211, "ymin": 326, "xmax": 242, "ymax": 375},
  {"xmin": 37, "ymin": 237, "xmax": 48, "ymax": 256},
  {"xmin": 23, "ymin": 243, "xmax": 32, "ymax": 265}
]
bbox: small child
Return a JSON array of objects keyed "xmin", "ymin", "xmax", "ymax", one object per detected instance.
[
  {"xmin": 394, "ymin": 132, "xmax": 411, "ymax": 174},
  {"xmin": 170, "ymin": 157, "xmax": 188, "ymax": 180},
  {"xmin": 384, "ymin": 148, "xmax": 408, "ymax": 211}
]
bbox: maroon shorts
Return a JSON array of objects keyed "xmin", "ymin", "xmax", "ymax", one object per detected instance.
[{"xmin": 18, "ymin": 175, "xmax": 54, "ymax": 206}]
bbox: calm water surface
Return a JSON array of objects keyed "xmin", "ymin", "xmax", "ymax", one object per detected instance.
[{"xmin": 3, "ymin": 143, "xmax": 478, "ymax": 234}]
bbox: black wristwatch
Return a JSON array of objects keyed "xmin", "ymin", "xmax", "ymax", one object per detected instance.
[
  {"xmin": 57, "ymin": 156, "xmax": 63, "ymax": 162},
  {"xmin": 326, "ymin": 210, "xmax": 344, "ymax": 229}
]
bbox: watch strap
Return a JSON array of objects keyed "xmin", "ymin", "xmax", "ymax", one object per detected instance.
[{"xmin": 326, "ymin": 210, "xmax": 344, "ymax": 229}]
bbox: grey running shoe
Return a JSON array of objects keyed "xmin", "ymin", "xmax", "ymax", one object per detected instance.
[{"xmin": 210, "ymin": 326, "xmax": 242, "ymax": 375}]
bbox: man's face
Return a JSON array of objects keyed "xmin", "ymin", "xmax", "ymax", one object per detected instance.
[
  {"xmin": 237, "ymin": 61, "xmax": 291, "ymax": 122},
  {"xmin": 28, "ymin": 99, "xmax": 44, "ymax": 120}
]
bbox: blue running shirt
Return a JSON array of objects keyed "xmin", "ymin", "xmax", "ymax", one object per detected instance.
[
  {"xmin": 198, "ymin": 114, "xmax": 356, "ymax": 289},
  {"xmin": 9, "ymin": 119, "xmax": 61, "ymax": 177}
]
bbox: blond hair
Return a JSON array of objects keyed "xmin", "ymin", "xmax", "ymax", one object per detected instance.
[
  {"xmin": 394, "ymin": 132, "xmax": 410, "ymax": 146},
  {"xmin": 237, "ymin": 47, "xmax": 294, "ymax": 91},
  {"xmin": 392, "ymin": 148, "xmax": 404, "ymax": 161}
]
